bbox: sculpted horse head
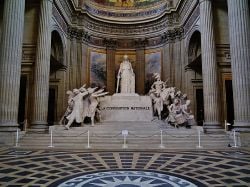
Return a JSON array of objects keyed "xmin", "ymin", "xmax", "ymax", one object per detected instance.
[{"xmin": 160, "ymin": 87, "xmax": 176, "ymax": 105}]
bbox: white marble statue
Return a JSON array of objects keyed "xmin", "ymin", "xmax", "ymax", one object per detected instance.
[
  {"xmin": 150, "ymin": 73, "xmax": 166, "ymax": 94},
  {"xmin": 149, "ymin": 73, "xmax": 165, "ymax": 119},
  {"xmin": 149, "ymin": 74, "xmax": 195, "ymax": 128},
  {"xmin": 116, "ymin": 55, "xmax": 135, "ymax": 93},
  {"xmin": 85, "ymin": 88, "xmax": 108, "ymax": 126},
  {"xmin": 58, "ymin": 90, "xmax": 75, "ymax": 125},
  {"xmin": 62, "ymin": 85, "xmax": 108, "ymax": 130},
  {"xmin": 152, "ymin": 92, "xmax": 164, "ymax": 120},
  {"xmin": 65, "ymin": 87, "xmax": 89, "ymax": 130},
  {"xmin": 167, "ymin": 98, "xmax": 186, "ymax": 127},
  {"xmin": 181, "ymin": 99, "xmax": 195, "ymax": 126}
]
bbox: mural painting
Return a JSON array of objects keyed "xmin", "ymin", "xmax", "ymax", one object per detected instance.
[
  {"xmin": 90, "ymin": 51, "xmax": 107, "ymax": 88},
  {"xmin": 145, "ymin": 51, "xmax": 161, "ymax": 93}
]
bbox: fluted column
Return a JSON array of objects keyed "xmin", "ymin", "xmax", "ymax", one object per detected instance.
[
  {"xmin": 199, "ymin": 0, "xmax": 222, "ymax": 132},
  {"xmin": 227, "ymin": 0, "xmax": 250, "ymax": 131},
  {"xmin": 0, "ymin": 0, "xmax": 25, "ymax": 132},
  {"xmin": 31, "ymin": 0, "xmax": 53, "ymax": 130}
]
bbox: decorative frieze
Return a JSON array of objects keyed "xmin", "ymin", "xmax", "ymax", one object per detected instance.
[
  {"xmin": 67, "ymin": 25, "xmax": 185, "ymax": 48},
  {"xmin": 134, "ymin": 39, "xmax": 148, "ymax": 49},
  {"xmin": 103, "ymin": 38, "xmax": 117, "ymax": 49},
  {"xmin": 84, "ymin": 1, "xmax": 168, "ymax": 23},
  {"xmin": 83, "ymin": 14, "xmax": 176, "ymax": 37}
]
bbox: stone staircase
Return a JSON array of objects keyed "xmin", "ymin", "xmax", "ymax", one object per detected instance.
[{"xmin": 17, "ymin": 121, "xmax": 236, "ymax": 150}]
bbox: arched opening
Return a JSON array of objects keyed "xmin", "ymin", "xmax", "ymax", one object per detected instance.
[
  {"xmin": 50, "ymin": 31, "xmax": 65, "ymax": 74},
  {"xmin": 188, "ymin": 31, "xmax": 201, "ymax": 73},
  {"xmin": 48, "ymin": 30, "xmax": 66, "ymax": 125},
  {"xmin": 186, "ymin": 31, "xmax": 204, "ymax": 126}
]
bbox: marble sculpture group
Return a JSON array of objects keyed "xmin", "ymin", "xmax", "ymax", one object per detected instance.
[{"xmin": 60, "ymin": 55, "xmax": 194, "ymax": 129}]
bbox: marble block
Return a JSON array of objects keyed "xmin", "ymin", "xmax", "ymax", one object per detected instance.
[{"xmin": 99, "ymin": 94, "xmax": 153, "ymax": 121}]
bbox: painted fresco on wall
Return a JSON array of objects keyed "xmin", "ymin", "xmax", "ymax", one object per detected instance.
[
  {"xmin": 90, "ymin": 51, "xmax": 107, "ymax": 88},
  {"xmin": 93, "ymin": 0, "xmax": 162, "ymax": 7},
  {"xmin": 145, "ymin": 51, "xmax": 161, "ymax": 93}
]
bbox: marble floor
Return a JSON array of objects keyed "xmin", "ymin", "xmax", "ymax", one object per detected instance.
[{"xmin": 0, "ymin": 147, "xmax": 249, "ymax": 187}]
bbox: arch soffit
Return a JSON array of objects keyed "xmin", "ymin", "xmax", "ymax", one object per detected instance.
[
  {"xmin": 51, "ymin": 24, "xmax": 67, "ymax": 65},
  {"xmin": 185, "ymin": 26, "xmax": 200, "ymax": 56},
  {"xmin": 183, "ymin": 26, "xmax": 201, "ymax": 66}
]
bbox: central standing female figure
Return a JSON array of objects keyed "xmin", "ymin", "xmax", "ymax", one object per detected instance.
[{"xmin": 116, "ymin": 55, "xmax": 135, "ymax": 93}]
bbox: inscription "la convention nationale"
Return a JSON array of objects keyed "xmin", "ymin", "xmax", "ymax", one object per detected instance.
[{"xmin": 101, "ymin": 107, "xmax": 150, "ymax": 110}]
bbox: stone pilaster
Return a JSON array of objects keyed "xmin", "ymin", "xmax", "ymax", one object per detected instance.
[
  {"xmin": 199, "ymin": 0, "xmax": 222, "ymax": 132},
  {"xmin": 174, "ymin": 40, "xmax": 181, "ymax": 89},
  {"xmin": 0, "ymin": 0, "xmax": 25, "ymax": 133},
  {"xmin": 227, "ymin": 0, "xmax": 250, "ymax": 131},
  {"xmin": 81, "ymin": 43, "xmax": 88, "ymax": 85},
  {"xmin": 162, "ymin": 44, "xmax": 169, "ymax": 82},
  {"xmin": 71, "ymin": 38, "xmax": 77, "ymax": 88},
  {"xmin": 135, "ymin": 49, "xmax": 145, "ymax": 94},
  {"xmin": 104, "ymin": 39, "xmax": 117, "ymax": 94},
  {"xmin": 135, "ymin": 39, "xmax": 146, "ymax": 94},
  {"xmin": 163, "ymin": 43, "xmax": 174, "ymax": 86},
  {"xmin": 107, "ymin": 49, "xmax": 116, "ymax": 94},
  {"xmin": 77, "ymin": 41, "xmax": 83, "ymax": 88},
  {"xmin": 31, "ymin": 0, "xmax": 53, "ymax": 130}
]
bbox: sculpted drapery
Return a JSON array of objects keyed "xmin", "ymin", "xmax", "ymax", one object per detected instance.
[{"xmin": 116, "ymin": 55, "xmax": 135, "ymax": 93}]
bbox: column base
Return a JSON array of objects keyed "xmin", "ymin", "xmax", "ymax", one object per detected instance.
[
  {"xmin": 203, "ymin": 122, "xmax": 223, "ymax": 133},
  {"xmin": 0, "ymin": 122, "xmax": 19, "ymax": 145},
  {"xmin": 0, "ymin": 122, "xmax": 19, "ymax": 132},
  {"xmin": 0, "ymin": 131, "xmax": 17, "ymax": 145},
  {"xmin": 234, "ymin": 121, "xmax": 250, "ymax": 132},
  {"xmin": 29, "ymin": 121, "xmax": 48, "ymax": 132}
]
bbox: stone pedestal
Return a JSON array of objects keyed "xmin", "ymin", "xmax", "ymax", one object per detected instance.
[{"xmin": 99, "ymin": 94, "xmax": 153, "ymax": 122}]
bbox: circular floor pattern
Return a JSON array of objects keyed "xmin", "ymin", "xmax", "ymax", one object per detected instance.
[
  {"xmin": 0, "ymin": 149, "xmax": 249, "ymax": 186},
  {"xmin": 53, "ymin": 170, "xmax": 204, "ymax": 187}
]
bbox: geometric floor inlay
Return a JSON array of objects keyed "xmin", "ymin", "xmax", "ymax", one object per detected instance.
[
  {"xmin": 52, "ymin": 170, "xmax": 204, "ymax": 187},
  {"xmin": 0, "ymin": 148, "xmax": 249, "ymax": 187}
]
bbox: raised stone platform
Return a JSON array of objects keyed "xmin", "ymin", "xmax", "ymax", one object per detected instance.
[
  {"xmin": 99, "ymin": 94, "xmax": 153, "ymax": 122},
  {"xmin": 18, "ymin": 121, "xmax": 234, "ymax": 150}
]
